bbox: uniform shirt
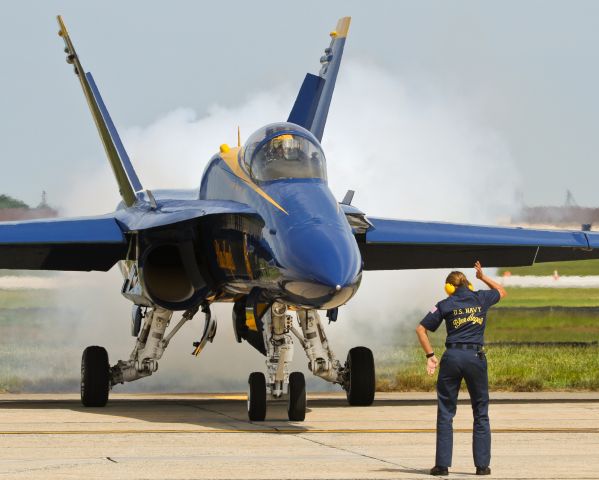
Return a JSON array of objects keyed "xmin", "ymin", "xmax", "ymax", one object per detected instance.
[{"xmin": 420, "ymin": 286, "xmax": 501, "ymax": 345}]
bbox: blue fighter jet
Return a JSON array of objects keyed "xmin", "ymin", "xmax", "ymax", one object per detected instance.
[{"xmin": 1, "ymin": 16, "xmax": 599, "ymax": 421}]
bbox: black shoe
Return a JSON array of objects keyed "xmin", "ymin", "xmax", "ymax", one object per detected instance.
[
  {"xmin": 430, "ymin": 466, "xmax": 449, "ymax": 476},
  {"xmin": 476, "ymin": 466, "xmax": 491, "ymax": 475}
]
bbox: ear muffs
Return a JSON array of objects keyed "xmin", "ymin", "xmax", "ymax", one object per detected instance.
[{"xmin": 445, "ymin": 282, "xmax": 475, "ymax": 295}]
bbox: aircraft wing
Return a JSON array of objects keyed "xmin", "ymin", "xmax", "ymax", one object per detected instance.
[
  {"xmin": 0, "ymin": 200, "xmax": 259, "ymax": 271},
  {"xmin": 0, "ymin": 216, "xmax": 127, "ymax": 271},
  {"xmin": 355, "ymin": 217, "xmax": 599, "ymax": 270}
]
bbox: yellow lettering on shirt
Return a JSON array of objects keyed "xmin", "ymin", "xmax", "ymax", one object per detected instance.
[
  {"xmin": 463, "ymin": 306, "xmax": 482, "ymax": 314},
  {"xmin": 452, "ymin": 312, "xmax": 484, "ymax": 329}
]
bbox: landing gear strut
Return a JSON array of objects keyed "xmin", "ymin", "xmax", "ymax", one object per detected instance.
[
  {"xmin": 80, "ymin": 304, "xmax": 216, "ymax": 407},
  {"xmin": 245, "ymin": 303, "xmax": 374, "ymax": 421},
  {"xmin": 295, "ymin": 309, "xmax": 375, "ymax": 407}
]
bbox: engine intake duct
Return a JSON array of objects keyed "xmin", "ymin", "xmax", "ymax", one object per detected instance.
[{"xmin": 141, "ymin": 240, "xmax": 207, "ymax": 310}]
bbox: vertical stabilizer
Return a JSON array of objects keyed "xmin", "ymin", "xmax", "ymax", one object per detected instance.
[
  {"xmin": 287, "ymin": 17, "xmax": 351, "ymax": 142},
  {"xmin": 57, "ymin": 15, "xmax": 142, "ymax": 207}
]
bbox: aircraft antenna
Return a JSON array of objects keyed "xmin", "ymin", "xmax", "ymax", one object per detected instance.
[{"xmin": 237, "ymin": 126, "xmax": 241, "ymax": 147}]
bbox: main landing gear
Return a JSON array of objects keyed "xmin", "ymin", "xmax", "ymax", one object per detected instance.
[
  {"xmin": 344, "ymin": 346, "xmax": 375, "ymax": 406},
  {"xmin": 79, "ymin": 304, "xmax": 217, "ymax": 407},
  {"xmin": 245, "ymin": 303, "xmax": 375, "ymax": 422},
  {"xmin": 81, "ymin": 346, "xmax": 110, "ymax": 407}
]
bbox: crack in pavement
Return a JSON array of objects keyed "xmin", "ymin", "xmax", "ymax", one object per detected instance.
[
  {"xmin": 0, "ymin": 458, "xmax": 105, "ymax": 476},
  {"xmin": 289, "ymin": 430, "xmax": 410, "ymax": 470}
]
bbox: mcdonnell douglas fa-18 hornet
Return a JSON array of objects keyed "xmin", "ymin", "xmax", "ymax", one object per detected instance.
[{"xmin": 2, "ymin": 15, "xmax": 599, "ymax": 421}]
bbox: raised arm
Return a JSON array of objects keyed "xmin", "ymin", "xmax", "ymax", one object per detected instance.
[{"xmin": 475, "ymin": 260, "xmax": 507, "ymax": 299}]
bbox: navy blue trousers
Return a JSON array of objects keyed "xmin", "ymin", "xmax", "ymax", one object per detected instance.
[{"xmin": 435, "ymin": 348, "xmax": 491, "ymax": 468}]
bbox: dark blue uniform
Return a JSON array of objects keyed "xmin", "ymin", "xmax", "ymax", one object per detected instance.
[{"xmin": 420, "ymin": 286, "xmax": 500, "ymax": 469}]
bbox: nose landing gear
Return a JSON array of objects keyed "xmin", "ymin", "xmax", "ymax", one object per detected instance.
[
  {"xmin": 245, "ymin": 302, "xmax": 307, "ymax": 422},
  {"xmin": 287, "ymin": 371, "xmax": 306, "ymax": 421},
  {"xmin": 247, "ymin": 370, "xmax": 307, "ymax": 422},
  {"xmin": 244, "ymin": 303, "xmax": 374, "ymax": 422}
]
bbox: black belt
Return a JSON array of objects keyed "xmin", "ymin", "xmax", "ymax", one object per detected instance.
[{"xmin": 446, "ymin": 343, "xmax": 483, "ymax": 351}]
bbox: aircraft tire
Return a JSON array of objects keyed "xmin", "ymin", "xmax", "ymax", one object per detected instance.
[
  {"xmin": 345, "ymin": 346, "xmax": 375, "ymax": 406},
  {"xmin": 81, "ymin": 346, "xmax": 110, "ymax": 407},
  {"xmin": 287, "ymin": 372, "xmax": 306, "ymax": 421},
  {"xmin": 247, "ymin": 372, "xmax": 267, "ymax": 421}
]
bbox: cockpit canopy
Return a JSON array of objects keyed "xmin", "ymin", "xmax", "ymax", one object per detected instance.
[{"xmin": 243, "ymin": 123, "xmax": 327, "ymax": 182}]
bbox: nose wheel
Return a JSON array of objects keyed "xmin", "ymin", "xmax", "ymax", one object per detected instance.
[
  {"xmin": 287, "ymin": 372, "xmax": 306, "ymax": 421},
  {"xmin": 344, "ymin": 346, "xmax": 375, "ymax": 406},
  {"xmin": 247, "ymin": 371, "xmax": 307, "ymax": 421},
  {"xmin": 81, "ymin": 346, "xmax": 110, "ymax": 407}
]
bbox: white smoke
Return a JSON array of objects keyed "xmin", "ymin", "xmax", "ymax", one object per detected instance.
[{"xmin": 15, "ymin": 61, "xmax": 520, "ymax": 392}]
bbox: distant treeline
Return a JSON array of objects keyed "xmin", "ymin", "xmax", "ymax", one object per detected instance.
[
  {"xmin": 0, "ymin": 194, "xmax": 57, "ymax": 220},
  {"xmin": 0, "ymin": 194, "xmax": 28, "ymax": 209}
]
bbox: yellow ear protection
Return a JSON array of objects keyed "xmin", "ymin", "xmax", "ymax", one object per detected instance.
[{"xmin": 445, "ymin": 283, "xmax": 474, "ymax": 296}]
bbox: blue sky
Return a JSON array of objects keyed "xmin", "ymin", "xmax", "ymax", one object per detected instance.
[{"xmin": 1, "ymin": 1, "xmax": 599, "ymax": 210}]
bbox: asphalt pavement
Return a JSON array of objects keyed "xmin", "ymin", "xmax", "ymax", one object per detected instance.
[{"xmin": 0, "ymin": 391, "xmax": 598, "ymax": 479}]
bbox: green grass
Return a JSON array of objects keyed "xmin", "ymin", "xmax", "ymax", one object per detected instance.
[
  {"xmin": 500, "ymin": 287, "xmax": 599, "ymax": 307},
  {"xmin": 498, "ymin": 259, "xmax": 599, "ymax": 276},
  {"xmin": 377, "ymin": 287, "xmax": 599, "ymax": 391},
  {"xmin": 0, "ymin": 288, "xmax": 79, "ymax": 393},
  {"xmin": 1, "ymin": 286, "xmax": 599, "ymax": 393},
  {"xmin": 487, "ymin": 309, "xmax": 599, "ymax": 342},
  {"xmin": 377, "ymin": 345, "xmax": 599, "ymax": 392}
]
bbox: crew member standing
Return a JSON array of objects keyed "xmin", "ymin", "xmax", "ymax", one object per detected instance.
[{"xmin": 415, "ymin": 261, "xmax": 506, "ymax": 476}]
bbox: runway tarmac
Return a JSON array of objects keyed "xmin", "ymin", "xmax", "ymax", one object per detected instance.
[{"xmin": 0, "ymin": 392, "xmax": 598, "ymax": 479}]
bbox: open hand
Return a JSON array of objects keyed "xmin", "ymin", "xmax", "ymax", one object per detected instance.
[
  {"xmin": 475, "ymin": 260, "xmax": 484, "ymax": 280},
  {"xmin": 426, "ymin": 355, "xmax": 438, "ymax": 376}
]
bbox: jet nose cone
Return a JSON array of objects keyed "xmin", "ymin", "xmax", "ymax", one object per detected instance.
[
  {"xmin": 291, "ymin": 227, "xmax": 359, "ymax": 287},
  {"xmin": 281, "ymin": 224, "xmax": 362, "ymax": 308}
]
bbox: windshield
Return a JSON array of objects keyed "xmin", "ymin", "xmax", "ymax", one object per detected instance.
[{"xmin": 244, "ymin": 126, "xmax": 327, "ymax": 182}]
